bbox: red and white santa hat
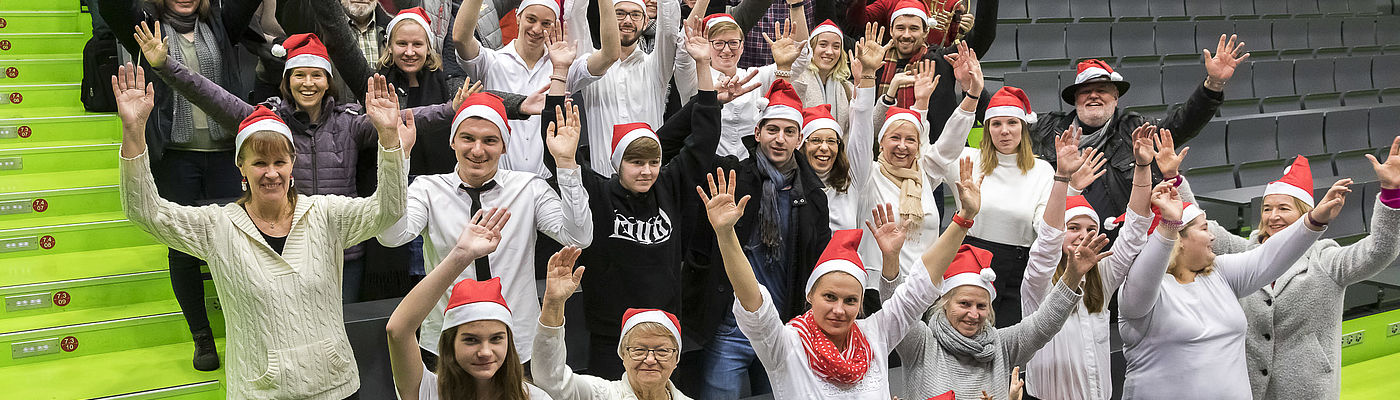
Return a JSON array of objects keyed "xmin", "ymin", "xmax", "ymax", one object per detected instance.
[
  {"xmin": 442, "ymin": 277, "xmax": 513, "ymax": 332},
  {"xmin": 1065, "ymin": 195, "xmax": 1100, "ymax": 226},
  {"xmin": 760, "ymin": 80, "xmax": 804, "ymax": 125},
  {"xmin": 273, "ymin": 33, "xmax": 334, "ymax": 76},
  {"xmin": 517, "ymin": 0, "xmax": 562, "ymax": 18},
  {"xmin": 451, "ymin": 92, "xmax": 510, "ymax": 139},
  {"xmin": 1264, "ymin": 155, "xmax": 1315, "ymax": 206},
  {"xmin": 804, "ymin": 229, "xmax": 868, "ymax": 294},
  {"xmin": 235, "ymin": 106, "xmax": 294, "ymax": 156},
  {"xmin": 619, "ymin": 308, "xmax": 682, "ymax": 352},
  {"xmin": 941, "ymin": 244, "xmax": 996, "ymax": 299},
  {"xmin": 810, "ymin": 19, "xmax": 843, "ymax": 40},
  {"xmin": 800, "ymin": 104, "xmax": 842, "ymax": 140},
  {"xmin": 983, "ymin": 86, "xmax": 1037, "ymax": 124},
  {"xmin": 610, "ymin": 122, "xmax": 659, "ymax": 171},
  {"xmin": 703, "ymin": 13, "xmax": 739, "ymax": 30},
  {"xmin": 387, "ymin": 7, "xmax": 432, "ymax": 37},
  {"xmin": 928, "ymin": 391, "xmax": 956, "ymax": 400},
  {"xmin": 880, "ymin": 107, "xmax": 924, "ymax": 136},
  {"xmin": 889, "ymin": 0, "xmax": 930, "ymax": 26},
  {"xmin": 1061, "ymin": 59, "xmax": 1130, "ymax": 104}
]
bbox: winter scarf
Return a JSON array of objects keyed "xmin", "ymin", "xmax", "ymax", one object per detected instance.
[
  {"xmin": 163, "ymin": 20, "xmax": 227, "ymax": 144},
  {"xmin": 878, "ymin": 156, "xmax": 924, "ymax": 225},
  {"xmin": 932, "ymin": 311, "xmax": 997, "ymax": 363},
  {"xmin": 754, "ymin": 153, "xmax": 797, "ymax": 260},
  {"xmin": 788, "ymin": 310, "xmax": 872, "ymax": 384}
]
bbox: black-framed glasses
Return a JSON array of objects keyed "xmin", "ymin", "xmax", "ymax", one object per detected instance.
[
  {"xmin": 615, "ymin": 10, "xmax": 646, "ymax": 21},
  {"xmin": 625, "ymin": 346, "xmax": 677, "ymax": 361},
  {"xmin": 710, "ymin": 39, "xmax": 742, "ymax": 50}
]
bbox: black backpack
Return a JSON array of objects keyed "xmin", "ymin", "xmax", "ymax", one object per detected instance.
[{"xmin": 80, "ymin": 29, "xmax": 118, "ymax": 112}]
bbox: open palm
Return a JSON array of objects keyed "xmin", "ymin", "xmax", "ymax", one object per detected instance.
[
  {"xmin": 455, "ymin": 208, "xmax": 509, "ymax": 258},
  {"xmin": 1367, "ymin": 136, "xmax": 1400, "ymax": 189},
  {"xmin": 697, "ymin": 168, "xmax": 751, "ymax": 229},
  {"xmin": 542, "ymin": 246, "xmax": 584, "ymax": 302},
  {"xmin": 112, "ymin": 63, "xmax": 154, "ymax": 125},
  {"xmin": 864, "ymin": 203, "xmax": 907, "ymax": 255}
]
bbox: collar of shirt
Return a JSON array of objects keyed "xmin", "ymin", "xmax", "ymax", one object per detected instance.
[
  {"xmin": 350, "ymin": 13, "xmax": 377, "ymax": 34},
  {"xmin": 500, "ymin": 40, "xmax": 550, "ymax": 72},
  {"xmin": 448, "ymin": 167, "xmax": 500, "ymax": 190}
]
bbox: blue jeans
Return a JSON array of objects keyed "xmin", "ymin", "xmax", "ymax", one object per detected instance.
[
  {"xmin": 700, "ymin": 322, "xmax": 772, "ymax": 400},
  {"xmin": 343, "ymin": 258, "xmax": 364, "ymax": 303}
]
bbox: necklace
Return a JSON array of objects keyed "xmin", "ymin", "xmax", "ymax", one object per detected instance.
[{"xmin": 246, "ymin": 205, "xmax": 289, "ymax": 231}]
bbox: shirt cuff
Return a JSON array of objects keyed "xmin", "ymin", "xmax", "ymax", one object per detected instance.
[
  {"xmin": 119, "ymin": 146, "xmax": 148, "ymax": 161},
  {"xmin": 1380, "ymin": 188, "xmax": 1400, "ymax": 209},
  {"xmin": 556, "ymin": 166, "xmax": 583, "ymax": 187}
]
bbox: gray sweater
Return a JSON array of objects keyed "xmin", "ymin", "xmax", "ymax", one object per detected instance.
[{"xmin": 892, "ymin": 281, "xmax": 1082, "ymax": 400}]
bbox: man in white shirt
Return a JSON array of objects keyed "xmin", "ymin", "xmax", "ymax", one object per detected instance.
[
  {"xmin": 451, "ymin": 0, "xmax": 620, "ymax": 177},
  {"xmin": 377, "ymin": 92, "xmax": 593, "ymax": 364}
]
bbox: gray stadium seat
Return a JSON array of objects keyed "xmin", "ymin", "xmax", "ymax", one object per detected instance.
[
  {"xmin": 1161, "ymin": 64, "xmax": 1204, "ymax": 103},
  {"xmin": 1183, "ymin": 120, "xmax": 1229, "ymax": 169},
  {"xmin": 1149, "ymin": 0, "xmax": 1187, "ymax": 17},
  {"xmin": 1374, "ymin": 55, "xmax": 1400, "ymax": 88},
  {"xmin": 1302, "ymin": 92, "xmax": 1343, "ymax": 109},
  {"xmin": 1333, "ymin": 151, "xmax": 1378, "ymax": 182},
  {"xmin": 1223, "ymin": 59, "xmax": 1254, "ymax": 100},
  {"xmin": 1234, "ymin": 19, "xmax": 1275, "ymax": 50},
  {"xmin": 1334, "ymin": 56, "xmax": 1374, "ymax": 92},
  {"xmin": 1195, "ymin": 21, "xmax": 1235, "ymax": 53},
  {"xmin": 1156, "ymin": 21, "xmax": 1199, "ymax": 55},
  {"xmin": 1345, "ymin": 89, "xmax": 1383, "ymax": 105},
  {"xmin": 1228, "ymin": 116, "xmax": 1280, "ymax": 163},
  {"xmin": 1110, "ymin": 0, "xmax": 1150, "ymax": 17},
  {"xmin": 1238, "ymin": 159, "xmax": 1290, "ymax": 188},
  {"xmin": 1277, "ymin": 113, "xmax": 1328, "ymax": 157},
  {"xmin": 1287, "ymin": 0, "xmax": 1321, "ymax": 14},
  {"xmin": 1343, "ymin": 17, "xmax": 1378, "ymax": 46},
  {"xmin": 1369, "ymin": 105, "xmax": 1400, "ymax": 147},
  {"xmin": 1294, "ymin": 58, "xmax": 1336, "ymax": 94},
  {"xmin": 1185, "ymin": 0, "xmax": 1222, "ymax": 16},
  {"xmin": 1308, "ymin": 18, "xmax": 1344, "ymax": 48},
  {"xmin": 1221, "ymin": 0, "xmax": 1256, "ymax": 15},
  {"xmin": 1112, "ymin": 22, "xmax": 1156, "ymax": 57},
  {"xmin": 1320, "ymin": 0, "xmax": 1352, "ymax": 14},
  {"xmin": 1325, "ymin": 109, "xmax": 1372, "ymax": 153},
  {"xmin": 1382, "ymin": 88, "xmax": 1400, "ymax": 103},
  {"xmin": 1067, "ymin": 23, "xmax": 1114, "ymax": 58},
  {"xmin": 1273, "ymin": 19, "xmax": 1310, "ymax": 49},
  {"xmin": 1028, "ymin": 0, "xmax": 1072, "ymax": 19},
  {"xmin": 1005, "ymin": 71, "xmax": 1064, "ymax": 113},
  {"xmin": 1252, "ymin": 60, "xmax": 1296, "ymax": 97},
  {"xmin": 1116, "ymin": 66, "xmax": 1164, "ymax": 107},
  {"xmin": 1319, "ymin": 180, "xmax": 1367, "ymax": 239},
  {"xmin": 1001, "ymin": 0, "xmax": 1029, "ymax": 19},
  {"xmin": 1261, "ymin": 95, "xmax": 1302, "ymax": 112},
  {"xmin": 1220, "ymin": 99, "xmax": 1262, "ymax": 116},
  {"xmin": 983, "ymin": 25, "xmax": 1019, "ymax": 63},
  {"xmin": 1018, "ymin": 24, "xmax": 1068, "ymax": 60},
  {"xmin": 1070, "ymin": 0, "xmax": 1112, "ymax": 18},
  {"xmin": 1348, "ymin": 0, "xmax": 1380, "ymax": 14},
  {"xmin": 1378, "ymin": 17, "xmax": 1400, "ymax": 44}
]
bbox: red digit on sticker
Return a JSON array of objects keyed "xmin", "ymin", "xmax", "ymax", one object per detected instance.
[
  {"xmin": 53, "ymin": 291, "xmax": 70, "ymax": 307},
  {"xmin": 0, "ymin": 40, "xmax": 10, "ymax": 51},
  {"xmin": 60, "ymin": 336, "xmax": 78, "ymax": 352},
  {"xmin": 39, "ymin": 235, "xmax": 55, "ymax": 249},
  {"xmin": 17, "ymin": 126, "xmax": 31, "ymax": 138},
  {"xmin": 32, "ymin": 199, "xmax": 47, "ymax": 212},
  {"xmin": 0, "ymin": 18, "xmax": 7, "ymax": 28},
  {"xmin": 9, "ymin": 93, "xmax": 20, "ymax": 104},
  {"xmin": 4, "ymin": 67, "xmax": 16, "ymax": 79}
]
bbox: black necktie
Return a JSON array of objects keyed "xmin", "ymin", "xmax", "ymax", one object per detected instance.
[{"xmin": 460, "ymin": 181, "xmax": 498, "ymax": 280}]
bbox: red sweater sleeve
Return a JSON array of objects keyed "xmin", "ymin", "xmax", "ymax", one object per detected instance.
[{"xmin": 866, "ymin": 0, "xmax": 900, "ymax": 26}]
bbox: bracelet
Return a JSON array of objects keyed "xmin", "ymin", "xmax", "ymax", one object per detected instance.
[
  {"xmin": 1163, "ymin": 174, "xmax": 1183, "ymax": 187},
  {"xmin": 774, "ymin": 69, "xmax": 792, "ymax": 77},
  {"xmin": 1133, "ymin": 183, "xmax": 1151, "ymax": 187},
  {"xmin": 882, "ymin": 94, "xmax": 897, "ymax": 104},
  {"xmin": 1159, "ymin": 218, "xmax": 1184, "ymax": 230},
  {"xmin": 1135, "ymin": 161, "xmax": 1151, "ymax": 167},
  {"xmin": 1054, "ymin": 175, "xmax": 1071, "ymax": 183},
  {"xmin": 861, "ymin": 74, "xmax": 876, "ymax": 80},
  {"xmin": 952, "ymin": 214, "xmax": 974, "ymax": 229},
  {"xmin": 1308, "ymin": 213, "xmax": 1328, "ymax": 227},
  {"xmin": 549, "ymin": 75, "xmax": 566, "ymax": 82},
  {"xmin": 964, "ymin": 91, "xmax": 980, "ymax": 100}
]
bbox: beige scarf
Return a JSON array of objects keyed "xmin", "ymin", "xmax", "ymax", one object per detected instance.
[{"xmin": 878, "ymin": 157, "xmax": 925, "ymax": 225}]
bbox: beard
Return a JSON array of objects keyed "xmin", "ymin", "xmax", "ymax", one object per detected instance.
[{"xmin": 343, "ymin": 2, "xmax": 374, "ymax": 19}]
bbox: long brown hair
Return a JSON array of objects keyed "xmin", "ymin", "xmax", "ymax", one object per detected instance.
[
  {"xmin": 436, "ymin": 325, "xmax": 529, "ymax": 400},
  {"xmin": 803, "ymin": 131, "xmax": 852, "ymax": 192},
  {"xmin": 235, "ymin": 131, "xmax": 299, "ymax": 209},
  {"xmin": 1053, "ymin": 257, "xmax": 1106, "ymax": 313},
  {"xmin": 978, "ymin": 122, "xmax": 1037, "ymax": 177}
]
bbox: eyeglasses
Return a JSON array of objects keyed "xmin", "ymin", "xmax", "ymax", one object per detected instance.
[
  {"xmin": 806, "ymin": 138, "xmax": 841, "ymax": 147},
  {"xmin": 615, "ymin": 11, "xmax": 646, "ymax": 21},
  {"xmin": 625, "ymin": 346, "xmax": 677, "ymax": 361},
  {"xmin": 710, "ymin": 39, "xmax": 743, "ymax": 50}
]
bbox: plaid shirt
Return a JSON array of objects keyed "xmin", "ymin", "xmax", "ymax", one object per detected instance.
[
  {"xmin": 353, "ymin": 14, "xmax": 384, "ymax": 67},
  {"xmin": 875, "ymin": 45, "xmax": 929, "ymax": 108},
  {"xmin": 734, "ymin": 0, "xmax": 815, "ymax": 69}
]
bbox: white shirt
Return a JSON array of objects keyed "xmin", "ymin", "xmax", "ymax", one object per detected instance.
[
  {"xmin": 1118, "ymin": 220, "xmax": 1323, "ymax": 400},
  {"xmin": 1020, "ymin": 209, "xmax": 1151, "ymax": 400},
  {"xmin": 377, "ymin": 168, "xmax": 593, "ymax": 360},
  {"xmin": 417, "ymin": 366, "xmax": 553, "ymax": 399},
  {"xmin": 532, "ymin": 323, "xmax": 695, "ymax": 400},
  {"xmin": 460, "ymin": 41, "xmax": 601, "ymax": 177},
  {"xmin": 674, "ymin": 44, "xmax": 812, "ymax": 160},
  {"xmin": 732, "ymin": 269, "xmax": 940, "ymax": 399},
  {"xmin": 945, "ymin": 148, "xmax": 1054, "ymax": 247}
]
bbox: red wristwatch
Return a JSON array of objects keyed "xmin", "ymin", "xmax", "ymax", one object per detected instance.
[{"xmin": 952, "ymin": 214, "xmax": 974, "ymax": 229}]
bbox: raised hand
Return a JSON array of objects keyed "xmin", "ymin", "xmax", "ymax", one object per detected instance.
[
  {"xmin": 1150, "ymin": 182, "xmax": 1185, "ymax": 223},
  {"xmin": 1309, "ymin": 178, "xmax": 1354, "ymax": 225},
  {"xmin": 864, "ymin": 203, "xmax": 908, "ymax": 256},
  {"xmin": 546, "ymin": 21, "xmax": 577, "ymax": 67},
  {"xmin": 1071, "ymin": 148, "xmax": 1107, "ymax": 192},
  {"xmin": 451, "ymin": 76, "xmax": 486, "ymax": 111},
  {"xmin": 545, "ymin": 100, "xmax": 581, "ymax": 168},
  {"xmin": 1055, "ymin": 125, "xmax": 1085, "ymax": 176},
  {"xmin": 1064, "ymin": 232, "xmax": 1112, "ymax": 287},
  {"xmin": 766, "ymin": 19, "xmax": 801, "ymax": 70},
  {"xmin": 522, "ymin": 84, "xmax": 549, "ymax": 116},
  {"xmin": 943, "ymin": 41, "xmax": 984, "ymax": 94},
  {"xmin": 133, "ymin": 21, "xmax": 169, "ymax": 69},
  {"xmin": 365, "ymin": 74, "xmax": 403, "ymax": 133},
  {"xmin": 1154, "ymin": 128, "xmax": 1188, "ymax": 179},
  {"xmin": 399, "ymin": 108, "xmax": 418, "ymax": 154},
  {"xmin": 716, "ymin": 69, "xmax": 762, "ymax": 104},
  {"xmin": 684, "ymin": 16, "xmax": 711, "ymax": 64},
  {"xmin": 541, "ymin": 246, "xmax": 585, "ymax": 303},
  {"xmin": 912, "ymin": 59, "xmax": 940, "ymax": 101},
  {"xmin": 1008, "ymin": 366, "xmax": 1024, "ymax": 400},
  {"xmin": 697, "ymin": 168, "xmax": 752, "ymax": 229},
  {"xmin": 1203, "ymin": 34, "xmax": 1249, "ymax": 91},
  {"xmin": 1132, "ymin": 123, "xmax": 1158, "ymax": 166},
  {"xmin": 955, "ymin": 156, "xmax": 984, "ymax": 218},
  {"xmin": 857, "ymin": 22, "xmax": 892, "ymax": 72},
  {"xmin": 453, "ymin": 208, "xmax": 510, "ymax": 260},
  {"xmin": 112, "ymin": 63, "xmax": 155, "ymax": 127},
  {"xmin": 1366, "ymin": 137, "xmax": 1400, "ymax": 189}
]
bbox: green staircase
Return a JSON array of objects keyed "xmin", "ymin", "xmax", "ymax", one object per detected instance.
[{"xmin": 0, "ymin": 2, "xmax": 225, "ymax": 398}]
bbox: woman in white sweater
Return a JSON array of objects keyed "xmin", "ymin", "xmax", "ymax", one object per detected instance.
[
  {"xmin": 1019, "ymin": 125, "xmax": 1157, "ymax": 400},
  {"xmin": 701, "ymin": 161, "xmax": 980, "ymax": 398},
  {"xmin": 115, "ymin": 64, "xmax": 412, "ymax": 399},
  {"xmin": 1117, "ymin": 177, "xmax": 1346, "ymax": 400},
  {"xmin": 806, "ymin": 22, "xmax": 885, "ymax": 234}
]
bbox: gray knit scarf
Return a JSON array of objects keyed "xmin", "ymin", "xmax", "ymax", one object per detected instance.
[
  {"xmin": 932, "ymin": 313, "xmax": 998, "ymax": 363},
  {"xmin": 164, "ymin": 20, "xmax": 227, "ymax": 144},
  {"xmin": 754, "ymin": 153, "xmax": 796, "ymax": 261},
  {"xmin": 1074, "ymin": 112, "xmax": 1115, "ymax": 151}
]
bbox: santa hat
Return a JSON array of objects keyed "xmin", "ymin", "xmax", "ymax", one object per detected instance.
[
  {"xmin": 760, "ymin": 80, "xmax": 803, "ymax": 125},
  {"xmin": 804, "ymin": 229, "xmax": 868, "ymax": 294},
  {"xmin": 1264, "ymin": 156, "xmax": 1315, "ymax": 206},
  {"xmin": 1108, "ymin": 201, "xmax": 1206, "ymax": 233},
  {"xmin": 1061, "ymin": 59, "xmax": 1130, "ymax": 104},
  {"xmin": 800, "ymin": 104, "xmax": 842, "ymax": 140},
  {"xmin": 703, "ymin": 13, "xmax": 739, "ymax": 30},
  {"xmin": 442, "ymin": 278, "xmax": 513, "ymax": 332},
  {"xmin": 983, "ymin": 86, "xmax": 1038, "ymax": 124},
  {"xmin": 619, "ymin": 308, "xmax": 682, "ymax": 352},
  {"xmin": 451, "ymin": 92, "xmax": 510, "ymax": 139},
  {"xmin": 1065, "ymin": 195, "xmax": 1100, "ymax": 227},
  {"xmin": 879, "ymin": 107, "xmax": 924, "ymax": 136},
  {"xmin": 517, "ymin": 0, "xmax": 562, "ymax": 18},
  {"xmin": 810, "ymin": 19, "xmax": 843, "ymax": 40},
  {"xmin": 612, "ymin": 0, "xmax": 647, "ymax": 11},
  {"xmin": 889, "ymin": 0, "xmax": 930, "ymax": 26},
  {"xmin": 941, "ymin": 245, "xmax": 996, "ymax": 299},
  {"xmin": 928, "ymin": 391, "xmax": 956, "ymax": 400},
  {"xmin": 273, "ymin": 33, "xmax": 333, "ymax": 76},
  {"xmin": 235, "ymin": 106, "xmax": 294, "ymax": 157},
  {"xmin": 610, "ymin": 122, "xmax": 659, "ymax": 171},
  {"xmin": 386, "ymin": 7, "xmax": 432, "ymax": 38}
]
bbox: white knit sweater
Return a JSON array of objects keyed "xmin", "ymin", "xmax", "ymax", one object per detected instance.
[
  {"xmin": 944, "ymin": 148, "xmax": 1054, "ymax": 247},
  {"xmin": 120, "ymin": 145, "xmax": 406, "ymax": 400}
]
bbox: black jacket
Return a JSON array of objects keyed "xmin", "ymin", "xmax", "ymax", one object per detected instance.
[{"xmin": 1030, "ymin": 85, "xmax": 1224, "ymax": 220}]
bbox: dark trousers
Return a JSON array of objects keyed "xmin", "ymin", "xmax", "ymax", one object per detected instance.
[
  {"xmin": 963, "ymin": 235, "xmax": 1032, "ymax": 328},
  {"xmin": 588, "ymin": 333, "xmax": 625, "ymax": 380},
  {"xmin": 151, "ymin": 149, "xmax": 241, "ymax": 335}
]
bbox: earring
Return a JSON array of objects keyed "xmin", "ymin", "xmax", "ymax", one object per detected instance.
[
  {"xmin": 289, "ymin": 177, "xmax": 295, "ymax": 188},
  {"xmin": 241, "ymin": 179, "xmax": 248, "ymax": 191}
]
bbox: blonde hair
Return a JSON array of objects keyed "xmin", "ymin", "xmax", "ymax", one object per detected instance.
[
  {"xmin": 1255, "ymin": 196, "xmax": 1313, "ymax": 243},
  {"xmin": 1167, "ymin": 219, "xmax": 1214, "ymax": 276},
  {"xmin": 706, "ymin": 21, "xmax": 742, "ymax": 38},
  {"xmin": 379, "ymin": 22, "xmax": 444, "ymax": 71},
  {"xmin": 617, "ymin": 322, "xmax": 679, "ymax": 359},
  {"xmin": 235, "ymin": 131, "xmax": 300, "ymax": 209},
  {"xmin": 978, "ymin": 122, "xmax": 1037, "ymax": 177},
  {"xmin": 926, "ymin": 285, "xmax": 996, "ymax": 329},
  {"xmin": 806, "ymin": 36, "xmax": 851, "ymax": 83}
]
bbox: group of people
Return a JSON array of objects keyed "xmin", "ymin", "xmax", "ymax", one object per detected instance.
[{"xmin": 99, "ymin": 0, "xmax": 1400, "ymax": 399}]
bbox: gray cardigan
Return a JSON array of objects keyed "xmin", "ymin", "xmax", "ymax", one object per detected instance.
[{"xmin": 1180, "ymin": 179, "xmax": 1400, "ymax": 399}]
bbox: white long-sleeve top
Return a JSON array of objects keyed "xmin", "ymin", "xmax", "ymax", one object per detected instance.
[
  {"xmin": 820, "ymin": 86, "xmax": 881, "ymax": 285},
  {"xmin": 674, "ymin": 44, "xmax": 811, "ymax": 160},
  {"xmin": 1117, "ymin": 219, "xmax": 1324, "ymax": 400},
  {"xmin": 377, "ymin": 168, "xmax": 592, "ymax": 360},
  {"xmin": 1020, "ymin": 209, "xmax": 1152, "ymax": 400},
  {"xmin": 944, "ymin": 149, "xmax": 1054, "ymax": 247},
  {"xmin": 531, "ymin": 322, "xmax": 693, "ymax": 400},
  {"xmin": 732, "ymin": 268, "xmax": 940, "ymax": 399},
  {"xmin": 121, "ymin": 145, "xmax": 406, "ymax": 400}
]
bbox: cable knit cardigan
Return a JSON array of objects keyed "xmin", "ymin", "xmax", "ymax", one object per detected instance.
[{"xmin": 120, "ymin": 144, "xmax": 406, "ymax": 400}]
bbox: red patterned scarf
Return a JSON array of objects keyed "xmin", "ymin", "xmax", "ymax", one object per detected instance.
[{"xmin": 787, "ymin": 310, "xmax": 872, "ymax": 385}]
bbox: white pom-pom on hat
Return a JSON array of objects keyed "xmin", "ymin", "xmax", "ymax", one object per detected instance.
[
  {"xmin": 271, "ymin": 44, "xmax": 286, "ymax": 57},
  {"xmin": 980, "ymin": 268, "xmax": 997, "ymax": 283}
]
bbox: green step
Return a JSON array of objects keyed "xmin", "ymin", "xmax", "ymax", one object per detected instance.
[
  {"xmin": 0, "ymin": 114, "xmax": 121, "ymax": 145},
  {"xmin": 0, "ymin": 56, "xmax": 82, "ymax": 85},
  {"xmin": 0, "ymin": 309, "xmax": 189, "ymax": 367},
  {"xmin": 0, "ymin": 340, "xmax": 226, "ymax": 399},
  {"xmin": 0, "ymin": 104, "xmax": 90, "ymax": 118},
  {"xmin": 1342, "ymin": 352, "xmax": 1400, "ymax": 399},
  {"xmin": 0, "ymin": 271, "xmax": 175, "ymax": 327},
  {"xmin": 0, "ymin": 11, "xmax": 82, "ymax": 33},
  {"xmin": 0, "ymin": 167, "xmax": 117, "ymax": 194},
  {"xmin": 0, "ymin": 216, "xmax": 159, "ymax": 263},
  {"xmin": 0, "ymin": 140, "xmax": 118, "ymax": 178},
  {"xmin": 0, "ymin": 185, "xmax": 121, "ymax": 225},
  {"xmin": 0, "ymin": 32, "xmax": 85, "ymax": 57},
  {"xmin": 0, "ymin": 82, "xmax": 81, "ymax": 109},
  {"xmin": 0, "ymin": 1, "xmax": 82, "ymax": 12},
  {"xmin": 1, "ymin": 297, "xmax": 180, "ymax": 335},
  {"xmin": 0, "ymin": 244, "xmax": 167, "ymax": 293}
]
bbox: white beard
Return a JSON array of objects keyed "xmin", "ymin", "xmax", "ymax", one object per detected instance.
[{"xmin": 344, "ymin": 2, "xmax": 374, "ymax": 20}]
